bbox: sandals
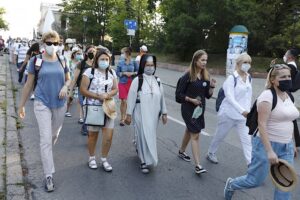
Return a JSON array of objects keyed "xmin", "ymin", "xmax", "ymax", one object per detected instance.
[
  {"xmin": 102, "ymin": 161, "xmax": 113, "ymax": 172},
  {"xmin": 119, "ymin": 119, "xmax": 125, "ymax": 126}
]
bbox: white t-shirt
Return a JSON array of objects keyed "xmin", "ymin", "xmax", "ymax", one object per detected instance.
[
  {"xmin": 83, "ymin": 68, "xmax": 117, "ymax": 105},
  {"xmin": 257, "ymin": 90, "xmax": 299, "ymax": 143}
]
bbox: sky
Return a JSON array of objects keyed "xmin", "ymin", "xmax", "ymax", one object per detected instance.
[{"xmin": 0, "ymin": 0, "xmax": 62, "ymax": 40}]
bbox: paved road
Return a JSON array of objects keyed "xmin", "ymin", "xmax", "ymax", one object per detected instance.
[{"xmin": 12, "ymin": 63, "xmax": 300, "ymax": 200}]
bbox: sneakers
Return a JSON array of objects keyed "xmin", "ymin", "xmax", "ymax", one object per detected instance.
[
  {"xmin": 78, "ymin": 118, "xmax": 84, "ymax": 124},
  {"xmin": 44, "ymin": 176, "xmax": 54, "ymax": 192},
  {"xmin": 178, "ymin": 150, "xmax": 191, "ymax": 162},
  {"xmin": 224, "ymin": 177, "xmax": 234, "ymax": 200},
  {"xmin": 206, "ymin": 152, "xmax": 218, "ymax": 164},
  {"xmin": 30, "ymin": 94, "xmax": 35, "ymax": 100},
  {"xmin": 88, "ymin": 158, "xmax": 98, "ymax": 169},
  {"xmin": 102, "ymin": 161, "xmax": 112, "ymax": 172},
  {"xmin": 195, "ymin": 165, "xmax": 207, "ymax": 174},
  {"xmin": 140, "ymin": 163, "xmax": 150, "ymax": 174},
  {"xmin": 65, "ymin": 112, "xmax": 72, "ymax": 117}
]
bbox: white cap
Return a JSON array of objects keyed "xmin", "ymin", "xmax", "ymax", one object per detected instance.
[
  {"xmin": 65, "ymin": 38, "xmax": 73, "ymax": 44},
  {"xmin": 140, "ymin": 45, "xmax": 148, "ymax": 52},
  {"xmin": 72, "ymin": 47, "xmax": 80, "ymax": 53}
]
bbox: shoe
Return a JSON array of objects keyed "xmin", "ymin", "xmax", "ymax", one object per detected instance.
[
  {"xmin": 178, "ymin": 150, "xmax": 191, "ymax": 162},
  {"xmin": 44, "ymin": 176, "xmax": 55, "ymax": 192},
  {"xmin": 206, "ymin": 152, "xmax": 218, "ymax": 164},
  {"xmin": 30, "ymin": 94, "xmax": 35, "ymax": 100},
  {"xmin": 195, "ymin": 165, "xmax": 207, "ymax": 174},
  {"xmin": 78, "ymin": 118, "xmax": 84, "ymax": 124},
  {"xmin": 119, "ymin": 120, "xmax": 125, "ymax": 126},
  {"xmin": 224, "ymin": 177, "xmax": 234, "ymax": 200},
  {"xmin": 140, "ymin": 163, "xmax": 150, "ymax": 174},
  {"xmin": 102, "ymin": 161, "xmax": 112, "ymax": 172},
  {"xmin": 65, "ymin": 112, "xmax": 72, "ymax": 117},
  {"xmin": 88, "ymin": 158, "xmax": 98, "ymax": 169}
]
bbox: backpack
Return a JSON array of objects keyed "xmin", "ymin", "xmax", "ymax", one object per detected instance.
[
  {"xmin": 136, "ymin": 74, "xmax": 160, "ymax": 103},
  {"xmin": 175, "ymin": 73, "xmax": 190, "ymax": 103},
  {"xmin": 76, "ymin": 60, "xmax": 87, "ymax": 87},
  {"xmin": 246, "ymin": 87, "xmax": 294, "ymax": 136},
  {"xmin": 33, "ymin": 53, "xmax": 65, "ymax": 90},
  {"xmin": 215, "ymin": 75, "xmax": 251, "ymax": 112}
]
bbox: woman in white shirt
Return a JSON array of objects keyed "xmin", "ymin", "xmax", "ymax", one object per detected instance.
[
  {"xmin": 224, "ymin": 64, "xmax": 299, "ymax": 200},
  {"xmin": 207, "ymin": 53, "xmax": 252, "ymax": 165},
  {"xmin": 80, "ymin": 49, "xmax": 118, "ymax": 172}
]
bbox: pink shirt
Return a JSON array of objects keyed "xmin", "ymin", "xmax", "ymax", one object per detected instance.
[{"xmin": 257, "ymin": 90, "xmax": 299, "ymax": 143}]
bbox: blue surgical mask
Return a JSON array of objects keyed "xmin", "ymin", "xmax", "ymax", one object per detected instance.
[
  {"xmin": 75, "ymin": 54, "xmax": 83, "ymax": 61},
  {"xmin": 98, "ymin": 60, "xmax": 109, "ymax": 69}
]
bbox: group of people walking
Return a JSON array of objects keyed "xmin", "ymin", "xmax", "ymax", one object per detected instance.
[{"xmin": 16, "ymin": 30, "xmax": 299, "ymax": 199}]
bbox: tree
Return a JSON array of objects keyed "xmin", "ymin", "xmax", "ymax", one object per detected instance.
[{"xmin": 0, "ymin": 8, "xmax": 8, "ymax": 30}]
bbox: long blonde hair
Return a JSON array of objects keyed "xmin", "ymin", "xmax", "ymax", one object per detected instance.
[
  {"xmin": 189, "ymin": 50, "xmax": 210, "ymax": 82},
  {"xmin": 265, "ymin": 64, "xmax": 290, "ymax": 89}
]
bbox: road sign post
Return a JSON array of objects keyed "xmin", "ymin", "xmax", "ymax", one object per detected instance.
[{"xmin": 124, "ymin": 19, "xmax": 137, "ymax": 47}]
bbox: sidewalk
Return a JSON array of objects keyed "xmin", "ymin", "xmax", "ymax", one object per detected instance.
[{"xmin": 0, "ymin": 55, "xmax": 26, "ymax": 200}]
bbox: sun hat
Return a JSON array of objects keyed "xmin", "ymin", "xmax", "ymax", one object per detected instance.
[
  {"xmin": 270, "ymin": 159, "xmax": 298, "ymax": 192},
  {"xmin": 103, "ymin": 98, "xmax": 117, "ymax": 119}
]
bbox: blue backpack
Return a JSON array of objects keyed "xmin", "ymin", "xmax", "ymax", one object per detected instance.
[{"xmin": 215, "ymin": 75, "xmax": 251, "ymax": 112}]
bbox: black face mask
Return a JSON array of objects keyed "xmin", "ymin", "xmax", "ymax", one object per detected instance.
[
  {"xmin": 278, "ymin": 80, "xmax": 292, "ymax": 92},
  {"xmin": 87, "ymin": 52, "xmax": 94, "ymax": 60}
]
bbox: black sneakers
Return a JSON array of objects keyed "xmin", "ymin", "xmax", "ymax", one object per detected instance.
[
  {"xmin": 44, "ymin": 176, "xmax": 54, "ymax": 192},
  {"xmin": 178, "ymin": 150, "xmax": 191, "ymax": 162},
  {"xmin": 195, "ymin": 165, "xmax": 207, "ymax": 174}
]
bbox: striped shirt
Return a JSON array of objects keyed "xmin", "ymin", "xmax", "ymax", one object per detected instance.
[{"xmin": 14, "ymin": 44, "xmax": 29, "ymax": 63}]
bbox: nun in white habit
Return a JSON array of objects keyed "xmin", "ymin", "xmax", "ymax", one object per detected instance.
[{"xmin": 125, "ymin": 54, "xmax": 168, "ymax": 174}]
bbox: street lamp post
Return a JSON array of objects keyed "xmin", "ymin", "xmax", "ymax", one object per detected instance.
[{"xmin": 83, "ymin": 16, "xmax": 88, "ymax": 44}]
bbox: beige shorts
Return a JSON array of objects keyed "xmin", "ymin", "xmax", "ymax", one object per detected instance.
[{"xmin": 87, "ymin": 117, "xmax": 114, "ymax": 132}]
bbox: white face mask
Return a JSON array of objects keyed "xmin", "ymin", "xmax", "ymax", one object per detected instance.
[
  {"xmin": 283, "ymin": 55, "xmax": 287, "ymax": 63},
  {"xmin": 241, "ymin": 63, "xmax": 251, "ymax": 72},
  {"xmin": 144, "ymin": 66, "xmax": 155, "ymax": 75},
  {"xmin": 45, "ymin": 45, "xmax": 58, "ymax": 56}
]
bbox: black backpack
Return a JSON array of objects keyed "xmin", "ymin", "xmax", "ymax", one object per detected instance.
[
  {"xmin": 246, "ymin": 87, "xmax": 294, "ymax": 136},
  {"xmin": 175, "ymin": 73, "xmax": 190, "ymax": 103},
  {"xmin": 136, "ymin": 74, "xmax": 160, "ymax": 103},
  {"xmin": 76, "ymin": 60, "xmax": 87, "ymax": 87}
]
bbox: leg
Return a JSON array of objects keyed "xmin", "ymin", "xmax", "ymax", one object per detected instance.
[
  {"xmin": 51, "ymin": 103, "xmax": 67, "ymax": 145},
  {"xmin": 190, "ymin": 132, "xmax": 200, "ymax": 166},
  {"xmin": 34, "ymin": 101, "xmax": 55, "ymax": 176},
  {"xmin": 101, "ymin": 128, "xmax": 114, "ymax": 158},
  {"xmin": 208, "ymin": 115, "xmax": 235, "ymax": 154},
  {"xmin": 120, "ymin": 99, "xmax": 127, "ymax": 122},
  {"xmin": 180, "ymin": 128, "xmax": 191, "ymax": 152},
  {"xmin": 236, "ymin": 120, "xmax": 252, "ymax": 165},
  {"xmin": 88, "ymin": 132, "xmax": 99, "ymax": 156}
]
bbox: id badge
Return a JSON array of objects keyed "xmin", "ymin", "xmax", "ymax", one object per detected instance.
[{"xmin": 35, "ymin": 58, "xmax": 43, "ymax": 67}]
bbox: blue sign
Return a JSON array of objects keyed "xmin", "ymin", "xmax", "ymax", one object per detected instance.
[{"xmin": 124, "ymin": 19, "xmax": 137, "ymax": 30}]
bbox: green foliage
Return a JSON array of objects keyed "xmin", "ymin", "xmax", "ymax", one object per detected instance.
[{"xmin": 0, "ymin": 8, "xmax": 8, "ymax": 30}]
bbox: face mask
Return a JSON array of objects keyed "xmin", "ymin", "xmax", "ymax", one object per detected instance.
[
  {"xmin": 87, "ymin": 52, "xmax": 94, "ymax": 60},
  {"xmin": 278, "ymin": 80, "xmax": 292, "ymax": 92},
  {"xmin": 144, "ymin": 66, "xmax": 155, "ymax": 75},
  {"xmin": 68, "ymin": 44, "xmax": 73, "ymax": 48},
  {"xmin": 45, "ymin": 45, "xmax": 58, "ymax": 56},
  {"xmin": 75, "ymin": 54, "xmax": 83, "ymax": 61},
  {"xmin": 98, "ymin": 60, "xmax": 109, "ymax": 69},
  {"xmin": 241, "ymin": 63, "xmax": 251, "ymax": 72},
  {"xmin": 283, "ymin": 55, "xmax": 287, "ymax": 63}
]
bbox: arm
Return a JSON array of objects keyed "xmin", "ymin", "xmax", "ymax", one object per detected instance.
[
  {"xmin": 116, "ymin": 62, "xmax": 122, "ymax": 78},
  {"xmin": 178, "ymin": 74, "xmax": 201, "ymax": 106},
  {"xmin": 107, "ymin": 77, "xmax": 118, "ymax": 99},
  {"xmin": 18, "ymin": 73, "xmax": 35, "ymax": 119},
  {"xmin": 257, "ymin": 101, "xmax": 278, "ymax": 164},
  {"xmin": 159, "ymin": 81, "xmax": 168, "ymax": 124}
]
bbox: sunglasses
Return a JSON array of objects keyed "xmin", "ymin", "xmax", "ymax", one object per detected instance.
[{"xmin": 45, "ymin": 42, "xmax": 59, "ymax": 46}]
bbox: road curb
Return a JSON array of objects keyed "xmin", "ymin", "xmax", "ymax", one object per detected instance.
[{"xmin": 0, "ymin": 56, "xmax": 26, "ymax": 200}]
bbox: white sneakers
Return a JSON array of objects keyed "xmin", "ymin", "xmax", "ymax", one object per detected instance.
[{"xmin": 88, "ymin": 157, "xmax": 112, "ymax": 172}]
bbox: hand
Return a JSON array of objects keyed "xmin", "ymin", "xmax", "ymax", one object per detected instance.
[
  {"xmin": 242, "ymin": 111, "xmax": 249, "ymax": 118},
  {"xmin": 125, "ymin": 115, "xmax": 131, "ymax": 125},
  {"xmin": 190, "ymin": 98, "xmax": 201, "ymax": 106},
  {"xmin": 210, "ymin": 78, "xmax": 217, "ymax": 88},
  {"xmin": 267, "ymin": 150, "xmax": 279, "ymax": 165},
  {"xmin": 18, "ymin": 106, "xmax": 25, "ymax": 119},
  {"xmin": 59, "ymin": 85, "xmax": 68, "ymax": 99},
  {"xmin": 99, "ymin": 93, "xmax": 109, "ymax": 100},
  {"xmin": 162, "ymin": 114, "xmax": 167, "ymax": 125}
]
